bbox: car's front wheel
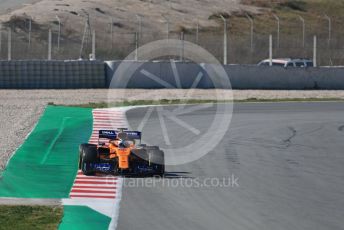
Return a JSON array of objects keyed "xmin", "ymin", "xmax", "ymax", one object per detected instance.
[
  {"xmin": 80, "ymin": 144, "xmax": 98, "ymax": 175},
  {"xmin": 79, "ymin": 143, "xmax": 97, "ymax": 169}
]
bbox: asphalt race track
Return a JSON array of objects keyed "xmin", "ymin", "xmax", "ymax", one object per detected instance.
[{"xmin": 118, "ymin": 102, "xmax": 344, "ymax": 230}]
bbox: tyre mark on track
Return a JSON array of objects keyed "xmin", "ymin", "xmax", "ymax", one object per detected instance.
[
  {"xmin": 41, "ymin": 117, "xmax": 70, "ymax": 164},
  {"xmin": 282, "ymin": 126, "xmax": 297, "ymax": 148}
]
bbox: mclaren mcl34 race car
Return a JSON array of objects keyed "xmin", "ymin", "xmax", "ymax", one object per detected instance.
[{"xmin": 78, "ymin": 129, "xmax": 165, "ymax": 176}]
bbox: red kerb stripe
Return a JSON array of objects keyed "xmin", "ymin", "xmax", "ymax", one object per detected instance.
[
  {"xmin": 72, "ymin": 185, "xmax": 117, "ymax": 189},
  {"xmin": 74, "ymin": 180, "xmax": 117, "ymax": 185},
  {"xmin": 75, "ymin": 178, "xmax": 118, "ymax": 181},
  {"xmin": 71, "ymin": 189, "xmax": 116, "ymax": 194},
  {"xmin": 70, "ymin": 195, "xmax": 116, "ymax": 199}
]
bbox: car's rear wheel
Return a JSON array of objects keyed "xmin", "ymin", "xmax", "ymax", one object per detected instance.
[
  {"xmin": 145, "ymin": 146, "xmax": 159, "ymax": 150},
  {"xmin": 131, "ymin": 149, "xmax": 149, "ymax": 161},
  {"xmin": 80, "ymin": 144, "xmax": 98, "ymax": 175},
  {"xmin": 148, "ymin": 149, "xmax": 165, "ymax": 176}
]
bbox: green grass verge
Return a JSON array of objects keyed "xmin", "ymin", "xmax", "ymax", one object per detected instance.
[
  {"xmin": 0, "ymin": 205, "xmax": 63, "ymax": 230},
  {"xmin": 49, "ymin": 98, "xmax": 344, "ymax": 108},
  {"xmin": 59, "ymin": 206, "xmax": 111, "ymax": 230}
]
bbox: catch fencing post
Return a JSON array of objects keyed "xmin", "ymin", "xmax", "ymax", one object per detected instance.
[
  {"xmin": 79, "ymin": 20, "xmax": 88, "ymax": 59},
  {"xmin": 313, "ymin": 35, "xmax": 317, "ymax": 67},
  {"xmin": 28, "ymin": 17, "xmax": 32, "ymax": 49},
  {"xmin": 48, "ymin": 29, "xmax": 52, "ymax": 60},
  {"xmin": 245, "ymin": 13, "xmax": 254, "ymax": 52},
  {"xmin": 269, "ymin": 34, "xmax": 273, "ymax": 66},
  {"xmin": 136, "ymin": 15, "xmax": 142, "ymax": 47},
  {"xmin": 272, "ymin": 14, "xmax": 280, "ymax": 49},
  {"xmin": 0, "ymin": 25, "xmax": 2, "ymax": 55},
  {"xmin": 298, "ymin": 16, "xmax": 305, "ymax": 48},
  {"xmin": 180, "ymin": 31, "xmax": 184, "ymax": 61},
  {"xmin": 56, "ymin": 15, "xmax": 61, "ymax": 50},
  {"xmin": 110, "ymin": 18, "xmax": 114, "ymax": 49},
  {"xmin": 8, "ymin": 28, "xmax": 11, "ymax": 61},
  {"xmin": 135, "ymin": 32, "xmax": 138, "ymax": 61},
  {"xmin": 219, "ymin": 15, "xmax": 227, "ymax": 65},
  {"xmin": 324, "ymin": 14, "xmax": 332, "ymax": 65},
  {"xmin": 324, "ymin": 14, "xmax": 331, "ymax": 47},
  {"xmin": 162, "ymin": 15, "xmax": 169, "ymax": 40},
  {"xmin": 196, "ymin": 19, "xmax": 199, "ymax": 44},
  {"xmin": 92, "ymin": 30, "xmax": 96, "ymax": 60}
]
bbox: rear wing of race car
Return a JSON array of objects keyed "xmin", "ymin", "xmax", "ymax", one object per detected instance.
[
  {"xmin": 98, "ymin": 130, "xmax": 142, "ymax": 143},
  {"xmin": 124, "ymin": 131, "xmax": 142, "ymax": 140},
  {"xmin": 99, "ymin": 130, "xmax": 117, "ymax": 140}
]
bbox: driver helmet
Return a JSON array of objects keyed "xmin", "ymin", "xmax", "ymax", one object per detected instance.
[
  {"xmin": 110, "ymin": 138, "xmax": 120, "ymax": 147},
  {"xmin": 118, "ymin": 140, "xmax": 126, "ymax": 148}
]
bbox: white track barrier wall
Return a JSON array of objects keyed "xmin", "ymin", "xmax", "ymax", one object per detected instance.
[
  {"xmin": 226, "ymin": 65, "xmax": 344, "ymax": 89},
  {"xmin": 0, "ymin": 60, "xmax": 105, "ymax": 89},
  {"xmin": 0, "ymin": 60, "xmax": 344, "ymax": 89},
  {"xmin": 105, "ymin": 61, "xmax": 344, "ymax": 89}
]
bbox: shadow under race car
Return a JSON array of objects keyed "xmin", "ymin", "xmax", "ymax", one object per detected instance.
[{"xmin": 78, "ymin": 129, "xmax": 165, "ymax": 176}]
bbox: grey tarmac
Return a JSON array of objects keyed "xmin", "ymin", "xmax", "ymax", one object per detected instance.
[{"xmin": 117, "ymin": 102, "xmax": 344, "ymax": 230}]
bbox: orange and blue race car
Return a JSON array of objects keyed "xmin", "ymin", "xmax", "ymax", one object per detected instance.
[{"xmin": 78, "ymin": 128, "xmax": 165, "ymax": 176}]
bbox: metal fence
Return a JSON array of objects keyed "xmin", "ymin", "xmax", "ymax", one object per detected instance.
[{"xmin": 0, "ymin": 14, "xmax": 344, "ymax": 66}]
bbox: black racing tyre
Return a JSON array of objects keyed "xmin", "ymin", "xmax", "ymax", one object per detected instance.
[
  {"xmin": 81, "ymin": 159, "xmax": 95, "ymax": 176},
  {"xmin": 79, "ymin": 143, "xmax": 97, "ymax": 169},
  {"xmin": 145, "ymin": 146, "xmax": 159, "ymax": 150},
  {"xmin": 148, "ymin": 149, "xmax": 164, "ymax": 164},
  {"xmin": 80, "ymin": 144, "xmax": 98, "ymax": 175},
  {"xmin": 79, "ymin": 143, "xmax": 97, "ymax": 154},
  {"xmin": 112, "ymin": 158, "xmax": 119, "ymax": 174},
  {"xmin": 131, "ymin": 149, "xmax": 149, "ymax": 161},
  {"xmin": 148, "ymin": 150, "xmax": 165, "ymax": 176}
]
